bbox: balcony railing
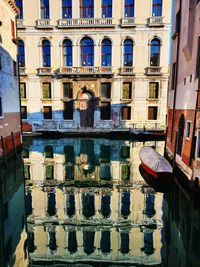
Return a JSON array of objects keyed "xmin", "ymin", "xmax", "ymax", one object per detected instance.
[
  {"xmin": 57, "ymin": 18, "xmax": 114, "ymax": 28},
  {"xmin": 16, "ymin": 19, "xmax": 26, "ymax": 29},
  {"xmin": 121, "ymin": 17, "xmax": 136, "ymax": 27},
  {"xmin": 147, "ymin": 17, "xmax": 164, "ymax": 27},
  {"xmin": 19, "ymin": 67, "xmax": 27, "ymax": 76},
  {"xmin": 56, "ymin": 66, "xmax": 113, "ymax": 76},
  {"xmin": 36, "ymin": 19, "xmax": 52, "ymax": 29},
  {"xmin": 37, "ymin": 67, "xmax": 53, "ymax": 76},
  {"xmin": 120, "ymin": 67, "xmax": 135, "ymax": 75},
  {"xmin": 146, "ymin": 67, "xmax": 162, "ymax": 75}
]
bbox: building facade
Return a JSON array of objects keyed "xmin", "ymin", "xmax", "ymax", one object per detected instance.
[
  {"xmin": 166, "ymin": 0, "xmax": 200, "ymax": 180},
  {"xmin": 0, "ymin": 0, "xmax": 21, "ymax": 160},
  {"xmin": 16, "ymin": 0, "xmax": 171, "ymax": 133}
]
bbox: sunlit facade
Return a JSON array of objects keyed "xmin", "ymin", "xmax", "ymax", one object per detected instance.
[{"xmin": 16, "ymin": 0, "xmax": 171, "ymax": 133}]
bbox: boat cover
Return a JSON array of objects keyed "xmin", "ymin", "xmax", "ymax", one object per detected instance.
[{"xmin": 139, "ymin": 146, "xmax": 173, "ymax": 173}]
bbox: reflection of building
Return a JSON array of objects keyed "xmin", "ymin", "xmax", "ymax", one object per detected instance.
[
  {"xmin": 0, "ymin": 0, "xmax": 21, "ymax": 160},
  {"xmin": 0, "ymin": 158, "xmax": 26, "ymax": 267},
  {"xmin": 23, "ymin": 138, "xmax": 164, "ymax": 265},
  {"xmin": 16, "ymin": 0, "xmax": 171, "ymax": 133},
  {"xmin": 166, "ymin": 0, "xmax": 200, "ymax": 181}
]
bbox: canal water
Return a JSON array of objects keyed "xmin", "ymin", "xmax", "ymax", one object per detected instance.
[{"xmin": 0, "ymin": 137, "xmax": 200, "ymax": 267}]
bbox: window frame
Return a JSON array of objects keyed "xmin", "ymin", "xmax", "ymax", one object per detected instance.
[
  {"xmin": 122, "ymin": 82, "xmax": 132, "ymax": 100},
  {"xmin": 62, "ymin": 0, "xmax": 72, "ymax": 18},
  {"xmin": 21, "ymin": 106, "xmax": 27, "ymax": 119},
  {"xmin": 101, "ymin": 101, "xmax": 111, "ymax": 120},
  {"xmin": 42, "ymin": 82, "xmax": 52, "ymax": 99},
  {"xmin": 121, "ymin": 106, "xmax": 131, "ymax": 121},
  {"xmin": 124, "ymin": 0, "xmax": 134, "ymax": 17},
  {"xmin": 40, "ymin": 0, "xmax": 50, "ymax": 19},
  {"xmin": 63, "ymin": 82, "xmax": 73, "ymax": 99},
  {"xmin": 148, "ymin": 106, "xmax": 158, "ymax": 120},
  {"xmin": 150, "ymin": 39, "xmax": 161, "ymax": 67},
  {"xmin": 149, "ymin": 82, "xmax": 159, "ymax": 99},
  {"xmin": 186, "ymin": 120, "xmax": 191, "ymax": 139},
  {"xmin": 80, "ymin": 37, "xmax": 94, "ymax": 66},
  {"xmin": 42, "ymin": 39, "xmax": 51, "ymax": 67},
  {"xmin": 16, "ymin": 0, "xmax": 23, "ymax": 19},
  {"xmin": 101, "ymin": 39, "xmax": 112, "ymax": 67},
  {"xmin": 18, "ymin": 40, "xmax": 25, "ymax": 67},
  {"xmin": 63, "ymin": 39, "xmax": 73, "ymax": 67},
  {"xmin": 43, "ymin": 106, "xmax": 52, "ymax": 120},
  {"xmin": 20, "ymin": 82, "xmax": 27, "ymax": 99},
  {"xmin": 196, "ymin": 131, "xmax": 200, "ymax": 159},
  {"xmin": 123, "ymin": 39, "xmax": 134, "ymax": 67},
  {"xmin": 102, "ymin": 0, "xmax": 112, "ymax": 18},
  {"xmin": 63, "ymin": 101, "xmax": 74, "ymax": 120},
  {"xmin": 152, "ymin": 0, "xmax": 162, "ymax": 17},
  {"xmin": 80, "ymin": 0, "xmax": 94, "ymax": 18},
  {"xmin": 101, "ymin": 83, "xmax": 111, "ymax": 99}
]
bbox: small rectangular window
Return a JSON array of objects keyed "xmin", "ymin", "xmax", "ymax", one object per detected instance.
[
  {"xmin": 63, "ymin": 83, "xmax": 73, "ymax": 99},
  {"xmin": 122, "ymin": 83, "xmax": 132, "ymax": 99},
  {"xmin": 121, "ymin": 106, "xmax": 131, "ymax": 120},
  {"xmin": 152, "ymin": 0, "xmax": 162, "ymax": 17},
  {"xmin": 0, "ymin": 97, "xmax": 3, "ymax": 117},
  {"xmin": 101, "ymin": 102, "xmax": 111, "ymax": 120},
  {"xmin": 197, "ymin": 132, "xmax": 200, "ymax": 158},
  {"xmin": 101, "ymin": 83, "xmax": 111, "ymax": 99},
  {"xmin": 149, "ymin": 82, "xmax": 159, "ymax": 98},
  {"xmin": 186, "ymin": 121, "xmax": 191, "ymax": 138},
  {"xmin": 13, "ymin": 61, "xmax": 17, "ymax": 76},
  {"xmin": 62, "ymin": 0, "xmax": 72, "ymax": 18},
  {"xmin": 196, "ymin": 37, "xmax": 200, "ymax": 78},
  {"xmin": 43, "ymin": 106, "xmax": 52, "ymax": 119},
  {"xmin": 42, "ymin": 83, "xmax": 51, "ymax": 99},
  {"xmin": 20, "ymin": 83, "xmax": 26, "ymax": 99},
  {"xmin": 102, "ymin": 0, "xmax": 112, "ymax": 18},
  {"xmin": 41, "ymin": 0, "xmax": 50, "ymax": 19},
  {"xmin": 21, "ymin": 106, "xmax": 27, "ymax": 119},
  {"xmin": 171, "ymin": 62, "xmax": 176, "ymax": 90},
  {"xmin": 148, "ymin": 106, "xmax": 158, "ymax": 120},
  {"xmin": 63, "ymin": 101, "xmax": 73, "ymax": 120}
]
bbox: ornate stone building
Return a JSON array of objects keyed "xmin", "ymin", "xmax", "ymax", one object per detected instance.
[{"xmin": 16, "ymin": 0, "xmax": 172, "ymax": 133}]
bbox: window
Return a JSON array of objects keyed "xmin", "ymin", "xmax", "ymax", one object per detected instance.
[
  {"xmin": 102, "ymin": 0, "xmax": 112, "ymax": 18},
  {"xmin": 152, "ymin": 0, "xmax": 162, "ymax": 17},
  {"xmin": 11, "ymin": 20, "xmax": 15, "ymax": 41},
  {"xmin": 171, "ymin": 62, "xmax": 176, "ymax": 90},
  {"xmin": 124, "ymin": 39, "xmax": 133, "ymax": 66},
  {"xmin": 13, "ymin": 61, "xmax": 17, "ymax": 76},
  {"xmin": 101, "ymin": 102, "xmax": 111, "ymax": 120},
  {"xmin": 150, "ymin": 39, "xmax": 160, "ymax": 66},
  {"xmin": 0, "ymin": 97, "xmax": 2, "ymax": 117},
  {"xmin": 63, "ymin": 39, "xmax": 73, "ymax": 66},
  {"xmin": 186, "ymin": 121, "xmax": 191, "ymax": 138},
  {"xmin": 62, "ymin": 0, "xmax": 72, "ymax": 18},
  {"xmin": 101, "ymin": 83, "xmax": 111, "ymax": 99},
  {"xmin": 197, "ymin": 132, "xmax": 200, "ymax": 158},
  {"xmin": 46, "ymin": 165, "xmax": 54, "ymax": 180},
  {"xmin": 80, "ymin": 0, "xmax": 94, "ymax": 18},
  {"xmin": 18, "ymin": 40, "xmax": 25, "ymax": 67},
  {"xmin": 40, "ymin": 0, "xmax": 49, "ymax": 19},
  {"xmin": 63, "ymin": 83, "xmax": 73, "ymax": 98},
  {"xmin": 42, "ymin": 40, "xmax": 51, "ymax": 67},
  {"xmin": 149, "ymin": 82, "xmax": 159, "ymax": 99},
  {"xmin": 124, "ymin": 0, "xmax": 134, "ymax": 17},
  {"xmin": 42, "ymin": 83, "xmax": 51, "ymax": 99},
  {"xmin": 16, "ymin": 0, "xmax": 23, "ymax": 19},
  {"xmin": 21, "ymin": 106, "xmax": 27, "ymax": 119},
  {"xmin": 122, "ymin": 83, "xmax": 132, "ymax": 99},
  {"xmin": 148, "ymin": 106, "xmax": 158, "ymax": 120},
  {"xmin": 175, "ymin": 10, "xmax": 180, "ymax": 35},
  {"xmin": 101, "ymin": 39, "xmax": 112, "ymax": 66},
  {"xmin": 121, "ymin": 106, "xmax": 131, "ymax": 120},
  {"xmin": 20, "ymin": 83, "xmax": 26, "ymax": 99},
  {"xmin": 63, "ymin": 101, "xmax": 73, "ymax": 120},
  {"xmin": 80, "ymin": 37, "xmax": 94, "ymax": 66},
  {"xmin": 43, "ymin": 106, "xmax": 52, "ymax": 119},
  {"xmin": 196, "ymin": 37, "xmax": 200, "ymax": 78}
]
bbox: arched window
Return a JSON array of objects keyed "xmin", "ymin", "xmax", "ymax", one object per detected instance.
[
  {"xmin": 40, "ymin": 0, "xmax": 49, "ymax": 19},
  {"xmin": 123, "ymin": 39, "xmax": 133, "ymax": 66},
  {"xmin": 124, "ymin": 0, "xmax": 134, "ymax": 17},
  {"xmin": 16, "ymin": 0, "xmax": 23, "ymax": 19},
  {"xmin": 80, "ymin": 37, "xmax": 94, "ymax": 66},
  {"xmin": 42, "ymin": 40, "xmax": 51, "ymax": 67},
  {"xmin": 18, "ymin": 40, "xmax": 25, "ymax": 67},
  {"xmin": 80, "ymin": 0, "xmax": 94, "ymax": 18},
  {"xmin": 152, "ymin": 0, "xmax": 162, "ymax": 17},
  {"xmin": 102, "ymin": 0, "xmax": 112, "ymax": 18},
  {"xmin": 101, "ymin": 39, "xmax": 112, "ymax": 66},
  {"xmin": 63, "ymin": 39, "xmax": 73, "ymax": 66},
  {"xmin": 150, "ymin": 39, "xmax": 160, "ymax": 66},
  {"xmin": 62, "ymin": 0, "xmax": 72, "ymax": 18}
]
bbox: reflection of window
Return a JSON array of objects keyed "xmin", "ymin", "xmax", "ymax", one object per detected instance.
[
  {"xmin": 149, "ymin": 82, "xmax": 159, "ymax": 99},
  {"xmin": 64, "ymin": 146, "xmax": 75, "ymax": 163},
  {"xmin": 63, "ymin": 83, "xmax": 73, "ymax": 98},
  {"xmin": 20, "ymin": 83, "xmax": 26, "ymax": 99},
  {"xmin": 65, "ymin": 165, "xmax": 74, "ymax": 180},
  {"xmin": 100, "ymin": 164, "xmax": 110, "ymax": 180},
  {"xmin": 46, "ymin": 165, "xmax": 54, "ymax": 180},
  {"xmin": 121, "ymin": 164, "xmax": 130, "ymax": 180},
  {"xmin": 148, "ymin": 106, "xmax": 158, "ymax": 120},
  {"xmin": 102, "ymin": 0, "xmax": 112, "ymax": 18},
  {"xmin": 41, "ymin": 0, "xmax": 49, "ymax": 19},
  {"xmin": 43, "ymin": 106, "xmax": 52, "ymax": 119},
  {"xmin": 21, "ymin": 106, "xmax": 27, "ymax": 119},
  {"xmin": 152, "ymin": 0, "xmax": 162, "ymax": 17},
  {"xmin": 122, "ymin": 82, "xmax": 132, "ymax": 99},
  {"xmin": 124, "ymin": 0, "xmax": 134, "ymax": 17},
  {"xmin": 42, "ymin": 83, "xmax": 51, "ymax": 99},
  {"xmin": 45, "ymin": 145, "xmax": 53, "ymax": 158},
  {"xmin": 121, "ymin": 106, "xmax": 131, "ymax": 120},
  {"xmin": 24, "ymin": 165, "xmax": 30, "ymax": 179},
  {"xmin": 63, "ymin": 101, "xmax": 73, "ymax": 120},
  {"xmin": 150, "ymin": 39, "xmax": 160, "ymax": 66},
  {"xmin": 62, "ymin": 0, "xmax": 72, "ymax": 18},
  {"xmin": 22, "ymin": 147, "xmax": 29, "ymax": 158},
  {"xmin": 101, "ymin": 102, "xmax": 111, "ymax": 120},
  {"xmin": 80, "ymin": 0, "xmax": 94, "ymax": 18},
  {"xmin": 100, "ymin": 145, "xmax": 110, "ymax": 162},
  {"xmin": 121, "ymin": 146, "xmax": 130, "ymax": 158},
  {"xmin": 101, "ymin": 83, "xmax": 111, "ymax": 99}
]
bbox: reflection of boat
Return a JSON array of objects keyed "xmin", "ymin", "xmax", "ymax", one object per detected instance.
[{"xmin": 139, "ymin": 146, "xmax": 173, "ymax": 179}]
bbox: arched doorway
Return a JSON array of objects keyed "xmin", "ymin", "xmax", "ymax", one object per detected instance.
[
  {"xmin": 177, "ymin": 114, "xmax": 185, "ymax": 156},
  {"xmin": 78, "ymin": 88, "xmax": 95, "ymax": 128}
]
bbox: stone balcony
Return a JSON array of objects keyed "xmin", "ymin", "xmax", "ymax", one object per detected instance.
[
  {"xmin": 36, "ymin": 19, "xmax": 53, "ymax": 29},
  {"xmin": 120, "ymin": 67, "xmax": 135, "ymax": 75},
  {"xmin": 19, "ymin": 67, "xmax": 27, "ymax": 76},
  {"xmin": 146, "ymin": 67, "xmax": 162, "ymax": 76},
  {"xmin": 55, "ymin": 66, "xmax": 113, "ymax": 76},
  {"xmin": 120, "ymin": 17, "xmax": 136, "ymax": 27},
  {"xmin": 57, "ymin": 18, "xmax": 114, "ymax": 28},
  {"xmin": 37, "ymin": 67, "xmax": 53, "ymax": 76},
  {"xmin": 16, "ymin": 19, "xmax": 26, "ymax": 29},
  {"xmin": 147, "ymin": 17, "xmax": 164, "ymax": 27}
]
